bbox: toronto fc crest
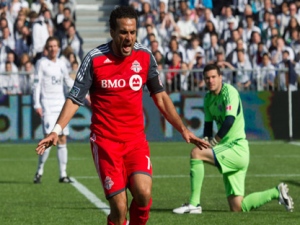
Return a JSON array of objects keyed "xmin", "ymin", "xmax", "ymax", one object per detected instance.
[
  {"xmin": 104, "ymin": 176, "xmax": 114, "ymax": 190},
  {"xmin": 131, "ymin": 60, "xmax": 142, "ymax": 72}
]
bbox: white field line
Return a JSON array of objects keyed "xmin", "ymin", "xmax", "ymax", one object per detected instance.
[
  {"xmin": 70, "ymin": 177, "xmax": 110, "ymax": 215},
  {"xmin": 290, "ymin": 141, "xmax": 300, "ymax": 146}
]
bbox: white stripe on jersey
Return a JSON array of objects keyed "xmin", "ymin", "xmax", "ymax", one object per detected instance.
[
  {"xmin": 77, "ymin": 45, "xmax": 110, "ymax": 81},
  {"xmin": 134, "ymin": 42, "xmax": 152, "ymax": 53}
]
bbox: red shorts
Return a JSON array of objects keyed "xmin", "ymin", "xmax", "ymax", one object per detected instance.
[{"xmin": 89, "ymin": 133, "xmax": 152, "ymax": 199}]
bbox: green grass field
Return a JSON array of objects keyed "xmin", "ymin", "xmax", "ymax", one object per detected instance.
[{"xmin": 0, "ymin": 141, "xmax": 299, "ymax": 225}]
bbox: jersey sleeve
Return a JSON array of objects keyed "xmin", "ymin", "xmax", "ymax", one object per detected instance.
[
  {"xmin": 68, "ymin": 52, "xmax": 93, "ymax": 105},
  {"xmin": 223, "ymin": 86, "xmax": 240, "ymax": 118},
  {"xmin": 32, "ymin": 59, "xmax": 43, "ymax": 109},
  {"xmin": 146, "ymin": 53, "xmax": 164, "ymax": 95},
  {"xmin": 204, "ymin": 93, "xmax": 212, "ymax": 122}
]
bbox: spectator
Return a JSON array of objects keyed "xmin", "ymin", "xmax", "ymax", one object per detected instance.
[
  {"xmin": 186, "ymin": 35, "xmax": 204, "ymax": 69},
  {"xmin": 0, "ymin": 41, "xmax": 13, "ymax": 64},
  {"xmin": 18, "ymin": 53, "xmax": 31, "ymax": 71},
  {"xmin": 289, "ymin": 2, "xmax": 300, "ymax": 25},
  {"xmin": 215, "ymin": 47, "xmax": 235, "ymax": 84},
  {"xmin": 243, "ymin": 15, "xmax": 261, "ymax": 43},
  {"xmin": 192, "ymin": 51, "xmax": 205, "ymax": 90},
  {"xmin": 282, "ymin": 16, "xmax": 300, "ymax": 45},
  {"xmin": 0, "ymin": 17, "xmax": 13, "ymax": 39},
  {"xmin": 205, "ymin": 32, "xmax": 220, "ymax": 64},
  {"xmin": 218, "ymin": 5, "xmax": 237, "ymax": 37},
  {"xmin": 166, "ymin": 51, "xmax": 181, "ymax": 92},
  {"xmin": 156, "ymin": 12, "xmax": 177, "ymax": 49},
  {"xmin": 138, "ymin": 0, "xmax": 156, "ymax": 27},
  {"xmin": 277, "ymin": 2, "xmax": 290, "ymax": 35},
  {"xmin": 1, "ymin": 26, "xmax": 15, "ymax": 50},
  {"xmin": 277, "ymin": 50, "xmax": 298, "ymax": 91},
  {"xmin": 234, "ymin": 49, "xmax": 253, "ymax": 90},
  {"xmin": 53, "ymin": 2, "xmax": 64, "ymax": 26},
  {"xmin": 173, "ymin": 62, "xmax": 192, "ymax": 91},
  {"xmin": 220, "ymin": 16, "xmax": 238, "ymax": 47},
  {"xmin": 255, "ymin": 52, "xmax": 276, "ymax": 90},
  {"xmin": 150, "ymin": 40, "xmax": 164, "ymax": 56},
  {"xmin": 200, "ymin": 20, "xmax": 217, "ymax": 50},
  {"xmin": 0, "ymin": 61, "xmax": 21, "ymax": 95},
  {"xmin": 290, "ymin": 29, "xmax": 300, "ymax": 62},
  {"xmin": 252, "ymin": 42, "xmax": 269, "ymax": 68},
  {"xmin": 61, "ymin": 24, "xmax": 83, "ymax": 60},
  {"xmin": 28, "ymin": 10, "xmax": 49, "ymax": 64},
  {"xmin": 153, "ymin": 50, "xmax": 165, "ymax": 66},
  {"xmin": 175, "ymin": 8, "xmax": 197, "ymax": 43},
  {"xmin": 258, "ymin": 0, "xmax": 274, "ymax": 25},
  {"xmin": 2, "ymin": 51, "xmax": 18, "ymax": 72},
  {"xmin": 20, "ymin": 60, "xmax": 35, "ymax": 94},
  {"xmin": 262, "ymin": 13, "xmax": 280, "ymax": 44},
  {"xmin": 164, "ymin": 37, "xmax": 186, "ymax": 66},
  {"xmin": 270, "ymin": 37, "xmax": 294, "ymax": 65},
  {"xmin": 248, "ymin": 31, "xmax": 263, "ymax": 65},
  {"xmin": 195, "ymin": 8, "xmax": 218, "ymax": 35},
  {"xmin": 31, "ymin": 0, "xmax": 53, "ymax": 15},
  {"xmin": 15, "ymin": 25, "xmax": 31, "ymax": 56},
  {"xmin": 227, "ymin": 38, "xmax": 248, "ymax": 65},
  {"xmin": 54, "ymin": 16, "xmax": 72, "ymax": 43},
  {"xmin": 42, "ymin": 8, "xmax": 55, "ymax": 36},
  {"xmin": 9, "ymin": 0, "xmax": 22, "ymax": 22}
]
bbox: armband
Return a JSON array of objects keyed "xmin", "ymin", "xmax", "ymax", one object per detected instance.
[{"xmin": 51, "ymin": 124, "xmax": 62, "ymax": 135}]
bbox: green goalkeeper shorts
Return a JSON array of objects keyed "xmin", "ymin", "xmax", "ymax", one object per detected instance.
[{"xmin": 213, "ymin": 139, "xmax": 249, "ymax": 197}]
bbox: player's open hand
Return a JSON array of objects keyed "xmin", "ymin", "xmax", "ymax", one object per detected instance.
[
  {"xmin": 35, "ymin": 133, "xmax": 58, "ymax": 155},
  {"xmin": 182, "ymin": 129, "xmax": 210, "ymax": 150}
]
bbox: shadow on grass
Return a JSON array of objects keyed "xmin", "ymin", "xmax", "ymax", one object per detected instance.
[{"xmin": 283, "ymin": 180, "xmax": 300, "ymax": 187}]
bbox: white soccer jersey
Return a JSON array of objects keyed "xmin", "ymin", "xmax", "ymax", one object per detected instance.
[{"xmin": 33, "ymin": 57, "xmax": 74, "ymax": 115}]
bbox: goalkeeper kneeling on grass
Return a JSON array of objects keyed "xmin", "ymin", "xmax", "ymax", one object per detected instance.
[{"xmin": 173, "ymin": 64, "xmax": 294, "ymax": 214}]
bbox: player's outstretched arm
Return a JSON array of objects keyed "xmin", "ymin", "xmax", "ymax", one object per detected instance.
[
  {"xmin": 152, "ymin": 91, "xmax": 210, "ymax": 150},
  {"xmin": 35, "ymin": 99, "xmax": 80, "ymax": 155}
]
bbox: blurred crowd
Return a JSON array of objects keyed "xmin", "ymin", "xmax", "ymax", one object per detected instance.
[
  {"xmin": 123, "ymin": 0, "xmax": 300, "ymax": 92},
  {"xmin": 0, "ymin": 0, "xmax": 82, "ymax": 95},
  {"xmin": 1, "ymin": 0, "xmax": 300, "ymax": 95}
]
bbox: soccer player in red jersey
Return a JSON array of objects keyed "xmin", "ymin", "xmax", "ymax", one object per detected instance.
[{"xmin": 35, "ymin": 6, "xmax": 209, "ymax": 225}]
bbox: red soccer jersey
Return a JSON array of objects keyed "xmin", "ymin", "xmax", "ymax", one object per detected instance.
[{"xmin": 68, "ymin": 41, "xmax": 164, "ymax": 142}]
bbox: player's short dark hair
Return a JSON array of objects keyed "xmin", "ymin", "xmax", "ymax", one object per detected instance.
[
  {"xmin": 203, "ymin": 63, "xmax": 221, "ymax": 76},
  {"xmin": 109, "ymin": 6, "xmax": 138, "ymax": 30},
  {"xmin": 45, "ymin": 36, "xmax": 60, "ymax": 49}
]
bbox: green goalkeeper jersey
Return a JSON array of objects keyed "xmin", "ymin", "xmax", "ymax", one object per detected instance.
[{"xmin": 204, "ymin": 83, "xmax": 246, "ymax": 144}]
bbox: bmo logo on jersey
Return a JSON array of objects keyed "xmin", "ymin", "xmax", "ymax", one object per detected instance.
[
  {"xmin": 129, "ymin": 75, "xmax": 142, "ymax": 91},
  {"xmin": 101, "ymin": 75, "xmax": 143, "ymax": 91}
]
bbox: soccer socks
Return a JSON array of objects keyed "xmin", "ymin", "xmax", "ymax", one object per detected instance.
[
  {"xmin": 189, "ymin": 159, "xmax": 204, "ymax": 207},
  {"xmin": 36, "ymin": 147, "xmax": 51, "ymax": 175},
  {"xmin": 241, "ymin": 187, "xmax": 279, "ymax": 212},
  {"xmin": 129, "ymin": 198, "xmax": 152, "ymax": 225},
  {"xmin": 57, "ymin": 144, "xmax": 68, "ymax": 178}
]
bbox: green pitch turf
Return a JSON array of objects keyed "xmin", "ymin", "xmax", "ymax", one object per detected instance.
[{"xmin": 0, "ymin": 141, "xmax": 299, "ymax": 225}]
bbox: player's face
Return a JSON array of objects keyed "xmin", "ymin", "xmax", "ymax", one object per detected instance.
[
  {"xmin": 47, "ymin": 40, "xmax": 59, "ymax": 60},
  {"xmin": 111, "ymin": 18, "xmax": 137, "ymax": 57},
  {"xmin": 204, "ymin": 69, "xmax": 222, "ymax": 95}
]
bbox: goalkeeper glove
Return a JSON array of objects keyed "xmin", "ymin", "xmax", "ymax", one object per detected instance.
[
  {"xmin": 209, "ymin": 137, "xmax": 218, "ymax": 147},
  {"xmin": 203, "ymin": 136, "xmax": 209, "ymax": 142}
]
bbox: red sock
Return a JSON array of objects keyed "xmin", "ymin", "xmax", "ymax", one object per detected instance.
[
  {"xmin": 129, "ymin": 198, "xmax": 152, "ymax": 225},
  {"xmin": 107, "ymin": 216, "xmax": 128, "ymax": 225}
]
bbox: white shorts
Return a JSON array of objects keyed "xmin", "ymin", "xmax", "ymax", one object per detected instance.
[{"xmin": 42, "ymin": 113, "xmax": 69, "ymax": 135}]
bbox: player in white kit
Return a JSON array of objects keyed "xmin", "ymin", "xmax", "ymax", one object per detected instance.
[{"xmin": 33, "ymin": 36, "xmax": 74, "ymax": 183}]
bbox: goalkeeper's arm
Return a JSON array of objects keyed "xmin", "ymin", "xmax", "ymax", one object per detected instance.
[{"xmin": 203, "ymin": 116, "xmax": 235, "ymax": 147}]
